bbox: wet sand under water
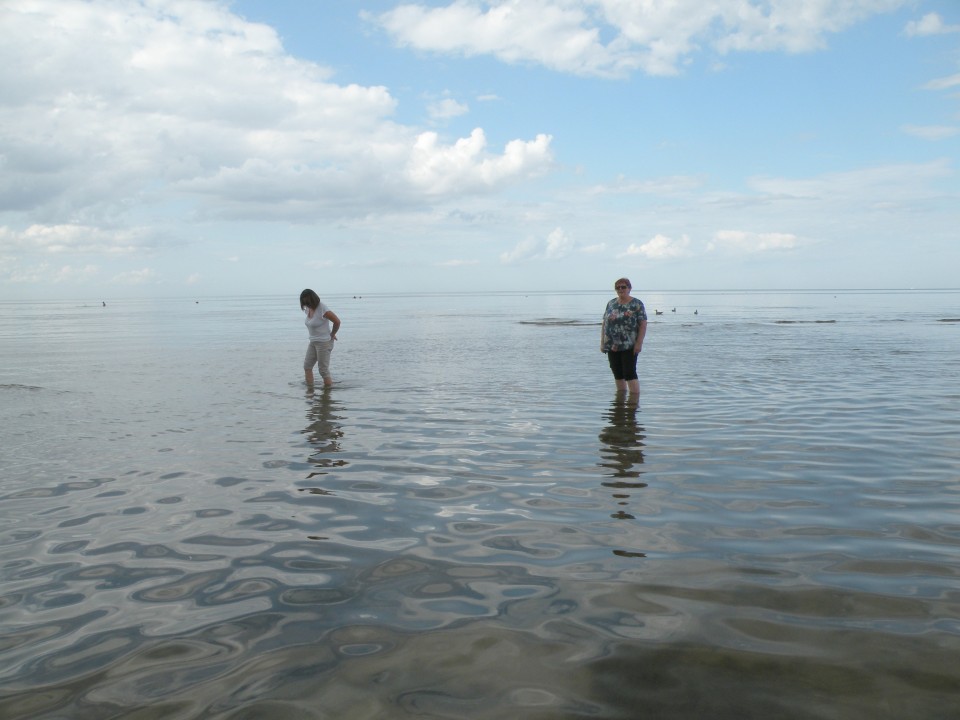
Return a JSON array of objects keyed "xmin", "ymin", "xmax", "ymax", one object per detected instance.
[{"xmin": 1, "ymin": 290, "xmax": 959, "ymax": 718}]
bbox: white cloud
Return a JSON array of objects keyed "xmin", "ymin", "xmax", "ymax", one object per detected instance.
[
  {"xmin": 428, "ymin": 97, "xmax": 470, "ymax": 121},
  {"xmin": 544, "ymin": 227, "xmax": 573, "ymax": 258},
  {"xmin": 407, "ymin": 129, "xmax": 552, "ymax": 195},
  {"xmin": 905, "ymin": 13, "xmax": 960, "ymax": 37},
  {"xmin": 580, "ymin": 243, "xmax": 607, "ymax": 254},
  {"xmin": 500, "ymin": 236, "xmax": 540, "ymax": 264},
  {"xmin": 54, "ymin": 264, "xmax": 100, "ymax": 283},
  {"xmin": 500, "ymin": 226, "xmax": 573, "ymax": 263},
  {"xmin": 923, "ymin": 73, "xmax": 960, "ymax": 91},
  {"xmin": 370, "ymin": 0, "xmax": 911, "ymax": 77},
  {"xmin": 710, "ymin": 0, "xmax": 907, "ymax": 54},
  {"xmin": 622, "ymin": 233, "xmax": 691, "ymax": 259},
  {"xmin": 902, "ymin": 124, "xmax": 960, "ymax": 140},
  {"xmin": 747, "ymin": 160, "xmax": 953, "ymax": 201},
  {"xmin": 112, "ymin": 268, "xmax": 156, "ymax": 285},
  {"xmin": 588, "ymin": 174, "xmax": 705, "ymax": 197},
  {"xmin": 0, "ymin": 0, "xmax": 552, "ymax": 231},
  {"xmin": 1, "ymin": 1, "xmax": 956, "ymax": 297},
  {"xmin": 5, "ymin": 262, "xmax": 100, "ymax": 284},
  {"xmin": 369, "ymin": 1, "xmax": 625, "ymax": 76},
  {"xmin": 436, "ymin": 258, "xmax": 480, "ymax": 267},
  {"xmin": 707, "ymin": 231, "xmax": 798, "ymax": 253},
  {"xmin": 0, "ymin": 224, "xmax": 146, "ymax": 255}
]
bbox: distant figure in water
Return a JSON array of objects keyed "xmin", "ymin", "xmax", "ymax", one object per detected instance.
[
  {"xmin": 600, "ymin": 278, "xmax": 648, "ymax": 396},
  {"xmin": 102, "ymin": 301, "xmax": 106, "ymax": 307},
  {"xmin": 300, "ymin": 288, "xmax": 341, "ymax": 387}
]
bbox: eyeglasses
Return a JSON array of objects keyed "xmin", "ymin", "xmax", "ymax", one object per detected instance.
[{"xmin": 615, "ymin": 284, "xmax": 629, "ymax": 290}]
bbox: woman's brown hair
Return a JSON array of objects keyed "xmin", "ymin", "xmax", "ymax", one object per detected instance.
[{"xmin": 300, "ymin": 289, "xmax": 320, "ymax": 310}]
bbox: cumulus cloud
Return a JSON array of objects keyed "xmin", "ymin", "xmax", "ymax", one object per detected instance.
[
  {"xmin": 500, "ymin": 236, "xmax": 541, "ymax": 264},
  {"xmin": 370, "ymin": 0, "xmax": 910, "ymax": 77},
  {"xmin": 905, "ymin": 13, "xmax": 960, "ymax": 37},
  {"xmin": 0, "ymin": 0, "xmax": 552, "ymax": 233},
  {"xmin": 622, "ymin": 234, "xmax": 691, "ymax": 259},
  {"xmin": 500, "ymin": 226, "xmax": 573, "ymax": 263},
  {"xmin": 428, "ymin": 97, "xmax": 470, "ymax": 121},
  {"xmin": 707, "ymin": 231, "xmax": 798, "ymax": 253},
  {"xmin": 408, "ymin": 129, "xmax": 552, "ymax": 194},
  {"xmin": 544, "ymin": 227, "xmax": 574, "ymax": 258},
  {"xmin": 368, "ymin": 1, "xmax": 622, "ymax": 75}
]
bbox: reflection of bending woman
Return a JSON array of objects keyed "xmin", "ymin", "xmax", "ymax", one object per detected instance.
[
  {"xmin": 300, "ymin": 288, "xmax": 341, "ymax": 387},
  {"xmin": 303, "ymin": 388, "xmax": 346, "ymax": 480},
  {"xmin": 600, "ymin": 277, "xmax": 647, "ymax": 396}
]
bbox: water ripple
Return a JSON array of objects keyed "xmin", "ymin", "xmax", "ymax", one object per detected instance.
[{"xmin": 2, "ymin": 293, "xmax": 959, "ymax": 718}]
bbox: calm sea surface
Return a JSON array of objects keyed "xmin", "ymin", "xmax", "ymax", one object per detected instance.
[{"xmin": 1, "ymin": 290, "xmax": 959, "ymax": 719}]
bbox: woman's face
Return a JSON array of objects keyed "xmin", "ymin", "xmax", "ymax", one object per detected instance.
[{"xmin": 615, "ymin": 282, "xmax": 630, "ymax": 299}]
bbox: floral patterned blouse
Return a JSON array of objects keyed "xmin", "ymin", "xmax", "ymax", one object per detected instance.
[{"xmin": 601, "ymin": 297, "xmax": 647, "ymax": 352}]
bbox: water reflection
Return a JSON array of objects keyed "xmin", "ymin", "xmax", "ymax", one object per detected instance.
[
  {"xmin": 302, "ymin": 387, "xmax": 346, "ymax": 481},
  {"xmin": 598, "ymin": 396, "xmax": 646, "ymax": 521}
]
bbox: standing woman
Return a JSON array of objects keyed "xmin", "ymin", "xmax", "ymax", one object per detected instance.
[
  {"xmin": 300, "ymin": 289, "xmax": 341, "ymax": 387},
  {"xmin": 600, "ymin": 278, "xmax": 647, "ymax": 395}
]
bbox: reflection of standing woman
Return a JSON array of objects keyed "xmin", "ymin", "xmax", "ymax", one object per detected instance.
[
  {"xmin": 300, "ymin": 289, "xmax": 341, "ymax": 387},
  {"xmin": 600, "ymin": 278, "xmax": 647, "ymax": 395}
]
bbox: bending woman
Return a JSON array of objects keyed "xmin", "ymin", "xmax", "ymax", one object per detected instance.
[
  {"xmin": 300, "ymin": 288, "xmax": 341, "ymax": 387},
  {"xmin": 600, "ymin": 278, "xmax": 647, "ymax": 395}
]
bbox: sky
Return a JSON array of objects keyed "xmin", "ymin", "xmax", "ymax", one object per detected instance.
[{"xmin": 1, "ymin": 0, "xmax": 958, "ymax": 299}]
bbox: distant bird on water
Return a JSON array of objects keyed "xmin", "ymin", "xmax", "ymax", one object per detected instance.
[{"xmin": 654, "ymin": 309, "xmax": 664, "ymax": 315}]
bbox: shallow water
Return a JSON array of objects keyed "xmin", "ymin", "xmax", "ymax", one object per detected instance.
[{"xmin": 1, "ymin": 290, "xmax": 959, "ymax": 719}]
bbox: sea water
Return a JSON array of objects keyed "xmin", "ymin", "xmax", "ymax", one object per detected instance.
[{"xmin": 1, "ymin": 290, "xmax": 959, "ymax": 719}]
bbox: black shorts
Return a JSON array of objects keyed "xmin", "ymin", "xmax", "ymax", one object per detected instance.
[{"xmin": 607, "ymin": 349, "xmax": 638, "ymax": 381}]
